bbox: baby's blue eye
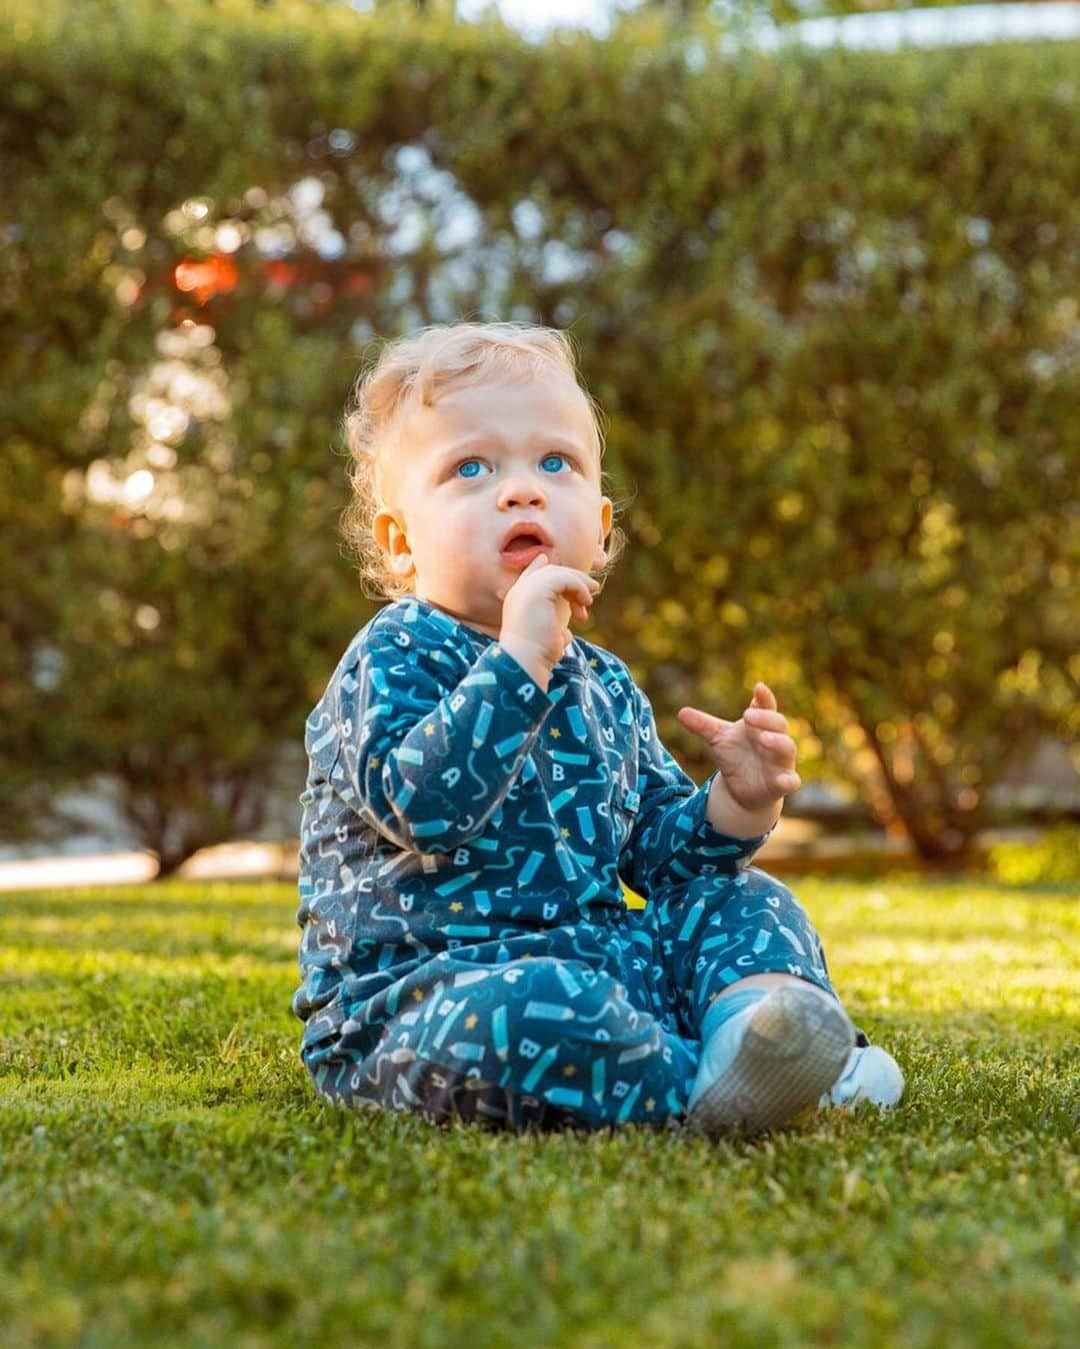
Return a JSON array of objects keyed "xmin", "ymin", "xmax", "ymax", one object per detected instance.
[{"xmin": 453, "ymin": 454, "xmax": 570, "ymax": 479}]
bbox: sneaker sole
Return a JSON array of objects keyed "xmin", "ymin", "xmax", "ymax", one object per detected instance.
[
  {"xmin": 819, "ymin": 1045, "xmax": 906, "ymax": 1111},
  {"xmin": 687, "ymin": 984, "xmax": 855, "ymax": 1139}
]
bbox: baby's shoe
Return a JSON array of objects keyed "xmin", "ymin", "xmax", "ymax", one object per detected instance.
[
  {"xmin": 819, "ymin": 1042, "xmax": 905, "ymax": 1110},
  {"xmin": 687, "ymin": 983, "xmax": 855, "ymax": 1139}
]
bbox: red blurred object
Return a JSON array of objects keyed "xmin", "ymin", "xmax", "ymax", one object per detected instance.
[
  {"xmin": 165, "ymin": 251, "xmax": 380, "ymax": 318},
  {"xmin": 264, "ymin": 260, "xmax": 298, "ymax": 287},
  {"xmin": 174, "ymin": 255, "xmax": 239, "ymax": 305}
]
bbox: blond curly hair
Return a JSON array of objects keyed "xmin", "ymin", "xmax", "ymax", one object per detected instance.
[{"xmin": 340, "ymin": 320, "xmax": 629, "ymax": 601}]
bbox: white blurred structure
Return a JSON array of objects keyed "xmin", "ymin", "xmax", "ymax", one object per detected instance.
[
  {"xmin": 742, "ymin": 2, "xmax": 1080, "ymax": 50},
  {"xmin": 452, "ymin": 2, "xmax": 1080, "ymax": 49}
]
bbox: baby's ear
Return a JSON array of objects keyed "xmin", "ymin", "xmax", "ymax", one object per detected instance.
[
  {"xmin": 371, "ymin": 506, "xmax": 394, "ymax": 555},
  {"xmin": 593, "ymin": 497, "xmax": 613, "ymax": 567},
  {"xmin": 373, "ymin": 507, "xmax": 415, "ymax": 577}
]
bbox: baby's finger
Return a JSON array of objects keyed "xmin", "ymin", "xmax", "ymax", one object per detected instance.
[
  {"xmin": 546, "ymin": 564, "xmax": 597, "ymax": 586},
  {"xmin": 751, "ymin": 682, "xmax": 778, "ymax": 711},
  {"xmin": 744, "ymin": 708, "xmax": 788, "ymax": 733},
  {"xmin": 504, "ymin": 553, "xmax": 548, "ymax": 598},
  {"xmin": 755, "ymin": 730, "xmax": 797, "ymax": 761},
  {"xmin": 678, "ymin": 706, "xmax": 734, "ymax": 739},
  {"xmin": 559, "ymin": 581, "xmax": 595, "ymax": 614}
]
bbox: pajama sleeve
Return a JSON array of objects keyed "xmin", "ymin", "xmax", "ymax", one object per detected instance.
[
  {"xmin": 616, "ymin": 677, "xmax": 774, "ymax": 898},
  {"xmin": 310, "ymin": 616, "xmax": 554, "ymax": 854}
]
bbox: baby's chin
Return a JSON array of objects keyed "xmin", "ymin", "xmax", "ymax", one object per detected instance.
[{"xmin": 413, "ymin": 588, "xmax": 502, "ymax": 636}]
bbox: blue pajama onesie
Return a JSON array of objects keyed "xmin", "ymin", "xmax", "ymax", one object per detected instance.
[{"xmin": 293, "ymin": 596, "xmax": 853, "ymax": 1132}]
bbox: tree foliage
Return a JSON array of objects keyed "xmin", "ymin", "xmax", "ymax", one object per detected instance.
[{"xmin": 0, "ymin": 0, "xmax": 1075, "ymax": 868}]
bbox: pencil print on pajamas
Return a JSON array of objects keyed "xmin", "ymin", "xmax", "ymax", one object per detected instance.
[{"xmin": 293, "ymin": 596, "xmax": 849, "ymax": 1131}]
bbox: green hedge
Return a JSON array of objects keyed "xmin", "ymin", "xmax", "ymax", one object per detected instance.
[{"xmin": 1, "ymin": 0, "xmax": 1076, "ymax": 868}]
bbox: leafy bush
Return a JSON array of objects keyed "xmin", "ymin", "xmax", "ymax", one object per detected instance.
[{"xmin": 1, "ymin": 0, "xmax": 1075, "ymax": 869}]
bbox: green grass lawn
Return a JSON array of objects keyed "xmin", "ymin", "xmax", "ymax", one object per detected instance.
[{"xmin": 1, "ymin": 876, "xmax": 1076, "ymax": 1348}]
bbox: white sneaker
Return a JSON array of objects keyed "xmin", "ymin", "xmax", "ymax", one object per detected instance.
[
  {"xmin": 687, "ymin": 983, "xmax": 856, "ymax": 1138},
  {"xmin": 819, "ymin": 1044, "xmax": 904, "ymax": 1110}
]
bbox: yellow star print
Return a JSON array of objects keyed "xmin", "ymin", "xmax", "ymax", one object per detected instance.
[
  {"xmin": 560, "ymin": 827, "xmax": 571, "ymax": 838},
  {"xmin": 645, "ymin": 1097, "xmax": 655, "ymax": 1111},
  {"xmin": 412, "ymin": 988, "xmax": 424, "ymax": 1002},
  {"xmin": 588, "ymin": 657, "xmax": 598, "ymax": 667},
  {"xmin": 562, "ymin": 1064, "xmax": 576, "ymax": 1077},
  {"xmin": 370, "ymin": 755, "xmax": 380, "ymax": 768},
  {"xmin": 465, "ymin": 1013, "xmax": 478, "ymax": 1030},
  {"xmin": 550, "ymin": 727, "xmax": 561, "ymax": 739},
  {"xmin": 449, "ymin": 901, "xmax": 464, "ymax": 912},
  {"xmin": 424, "ymin": 723, "xmax": 435, "ymax": 736}
]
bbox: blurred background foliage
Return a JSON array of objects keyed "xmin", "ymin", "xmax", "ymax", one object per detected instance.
[
  {"xmin": 0, "ymin": 0, "xmax": 1076, "ymax": 873},
  {"xmin": 987, "ymin": 822, "xmax": 1080, "ymax": 887}
]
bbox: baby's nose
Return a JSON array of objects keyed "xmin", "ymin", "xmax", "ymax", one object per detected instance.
[{"xmin": 500, "ymin": 477, "xmax": 547, "ymax": 507}]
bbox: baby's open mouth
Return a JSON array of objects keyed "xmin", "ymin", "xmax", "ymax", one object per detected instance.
[
  {"xmin": 499, "ymin": 533, "xmax": 549, "ymax": 569},
  {"xmin": 503, "ymin": 534, "xmax": 544, "ymax": 552}
]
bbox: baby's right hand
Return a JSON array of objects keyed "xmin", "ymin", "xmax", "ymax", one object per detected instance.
[{"xmin": 498, "ymin": 553, "xmax": 601, "ymax": 688}]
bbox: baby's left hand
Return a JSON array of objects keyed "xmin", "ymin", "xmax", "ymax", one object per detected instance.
[{"xmin": 677, "ymin": 681, "xmax": 801, "ymax": 814}]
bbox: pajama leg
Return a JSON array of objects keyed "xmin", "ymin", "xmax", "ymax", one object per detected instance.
[
  {"xmin": 303, "ymin": 953, "xmax": 700, "ymax": 1132},
  {"xmin": 634, "ymin": 865, "xmax": 842, "ymax": 1042}
]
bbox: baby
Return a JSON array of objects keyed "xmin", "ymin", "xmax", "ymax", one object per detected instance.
[{"xmin": 292, "ymin": 321, "xmax": 904, "ymax": 1136}]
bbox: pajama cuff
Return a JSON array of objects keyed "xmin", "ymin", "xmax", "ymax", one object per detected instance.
[
  {"xmin": 680, "ymin": 771, "xmax": 775, "ymax": 866},
  {"xmin": 478, "ymin": 641, "xmax": 556, "ymax": 727}
]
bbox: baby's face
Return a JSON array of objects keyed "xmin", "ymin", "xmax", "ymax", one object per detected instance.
[{"xmin": 373, "ymin": 369, "xmax": 613, "ymax": 637}]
